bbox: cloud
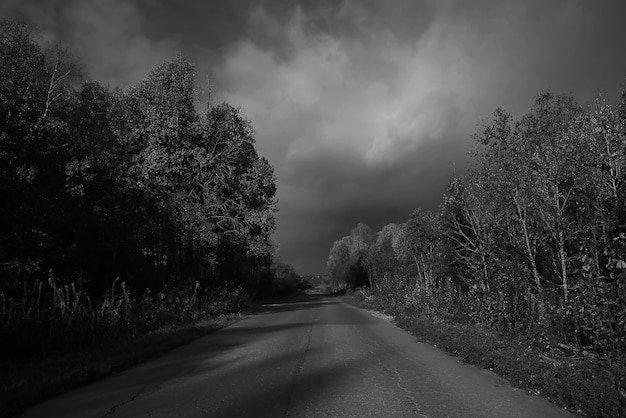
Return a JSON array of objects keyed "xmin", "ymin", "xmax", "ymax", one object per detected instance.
[
  {"xmin": 1, "ymin": 0, "xmax": 179, "ymax": 87},
  {"xmin": 217, "ymin": 5, "xmax": 485, "ymax": 166}
]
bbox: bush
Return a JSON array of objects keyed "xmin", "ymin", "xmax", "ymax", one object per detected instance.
[{"xmin": 561, "ymin": 279, "xmax": 626, "ymax": 354}]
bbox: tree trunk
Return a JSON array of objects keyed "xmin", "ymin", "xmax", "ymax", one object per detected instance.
[
  {"xmin": 513, "ymin": 192, "xmax": 542, "ymax": 293},
  {"xmin": 520, "ymin": 215, "xmax": 542, "ymax": 294},
  {"xmin": 367, "ymin": 265, "xmax": 374, "ymax": 289},
  {"xmin": 413, "ymin": 256, "xmax": 423, "ymax": 291},
  {"xmin": 558, "ymin": 230, "xmax": 568, "ymax": 302},
  {"xmin": 481, "ymin": 253, "xmax": 489, "ymax": 286},
  {"xmin": 514, "ymin": 195, "xmax": 544, "ymax": 324}
]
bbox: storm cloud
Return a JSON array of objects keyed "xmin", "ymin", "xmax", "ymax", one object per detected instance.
[{"xmin": 3, "ymin": 0, "xmax": 626, "ymax": 273}]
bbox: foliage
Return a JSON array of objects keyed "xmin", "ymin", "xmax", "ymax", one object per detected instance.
[
  {"xmin": 326, "ymin": 223, "xmax": 375, "ymax": 289},
  {"xmin": 561, "ymin": 279, "xmax": 626, "ymax": 354},
  {"xmin": 255, "ymin": 260, "xmax": 308, "ymax": 298}
]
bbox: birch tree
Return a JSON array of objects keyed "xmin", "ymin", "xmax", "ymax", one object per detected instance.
[
  {"xmin": 406, "ymin": 208, "xmax": 440, "ymax": 293},
  {"xmin": 515, "ymin": 92, "xmax": 584, "ymax": 301}
]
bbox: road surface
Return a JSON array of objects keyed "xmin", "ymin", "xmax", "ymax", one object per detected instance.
[{"xmin": 21, "ymin": 290, "xmax": 573, "ymax": 417}]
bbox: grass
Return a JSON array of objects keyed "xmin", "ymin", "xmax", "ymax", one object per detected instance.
[
  {"xmin": 0, "ymin": 313, "xmax": 243, "ymax": 417},
  {"xmin": 340, "ymin": 293, "xmax": 626, "ymax": 418}
]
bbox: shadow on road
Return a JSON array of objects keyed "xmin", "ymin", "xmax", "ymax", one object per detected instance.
[
  {"xmin": 20, "ymin": 286, "xmax": 390, "ymax": 418},
  {"xmin": 255, "ymin": 290, "xmax": 380, "ymax": 326},
  {"xmin": 256, "ymin": 291, "xmax": 335, "ymax": 314}
]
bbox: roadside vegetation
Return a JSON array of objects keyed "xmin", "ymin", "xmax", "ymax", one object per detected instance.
[
  {"xmin": 328, "ymin": 85, "xmax": 626, "ymax": 417},
  {"xmin": 0, "ymin": 19, "xmax": 305, "ymax": 415}
]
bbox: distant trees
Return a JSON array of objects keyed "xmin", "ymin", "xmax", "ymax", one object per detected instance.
[
  {"xmin": 261, "ymin": 260, "xmax": 307, "ymax": 297},
  {"xmin": 327, "ymin": 223, "xmax": 375, "ymax": 288},
  {"xmin": 328, "ymin": 86, "xmax": 626, "ymax": 354},
  {"xmin": 0, "ymin": 19, "xmax": 277, "ymax": 297}
]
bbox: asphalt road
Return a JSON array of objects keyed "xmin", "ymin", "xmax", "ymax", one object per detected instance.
[{"xmin": 21, "ymin": 290, "xmax": 574, "ymax": 417}]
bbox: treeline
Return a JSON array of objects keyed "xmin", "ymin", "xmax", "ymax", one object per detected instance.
[
  {"xmin": 0, "ymin": 18, "xmax": 284, "ymax": 299},
  {"xmin": 328, "ymin": 87, "xmax": 626, "ymax": 355}
]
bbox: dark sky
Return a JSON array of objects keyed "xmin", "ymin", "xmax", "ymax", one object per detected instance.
[{"xmin": 3, "ymin": 0, "xmax": 626, "ymax": 275}]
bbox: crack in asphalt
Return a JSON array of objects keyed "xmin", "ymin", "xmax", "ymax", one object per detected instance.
[
  {"xmin": 356, "ymin": 321, "xmax": 432, "ymax": 417},
  {"xmin": 388, "ymin": 365, "xmax": 429, "ymax": 417},
  {"xmin": 101, "ymin": 384, "xmax": 148, "ymax": 417},
  {"xmin": 284, "ymin": 322, "xmax": 313, "ymax": 418}
]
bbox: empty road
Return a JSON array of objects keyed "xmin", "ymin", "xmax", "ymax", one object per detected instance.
[{"xmin": 21, "ymin": 290, "xmax": 573, "ymax": 417}]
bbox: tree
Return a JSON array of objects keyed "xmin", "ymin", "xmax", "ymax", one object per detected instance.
[
  {"xmin": 327, "ymin": 237, "xmax": 351, "ymax": 286},
  {"xmin": 405, "ymin": 209, "xmax": 441, "ymax": 294},
  {"xmin": 371, "ymin": 223, "xmax": 404, "ymax": 279},
  {"xmin": 349, "ymin": 223, "xmax": 376, "ymax": 288},
  {"xmin": 577, "ymin": 92, "xmax": 626, "ymax": 283},
  {"xmin": 111, "ymin": 57, "xmax": 278, "ymax": 289},
  {"xmin": 474, "ymin": 106, "xmax": 544, "ymax": 299},
  {"xmin": 515, "ymin": 92, "xmax": 584, "ymax": 301},
  {"xmin": 194, "ymin": 103, "xmax": 277, "ymax": 284},
  {"xmin": 0, "ymin": 19, "xmax": 85, "ymax": 292},
  {"xmin": 440, "ymin": 175, "xmax": 495, "ymax": 292}
]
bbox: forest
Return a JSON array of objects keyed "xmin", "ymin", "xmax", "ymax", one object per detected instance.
[
  {"xmin": 0, "ymin": 19, "xmax": 304, "ymax": 361},
  {"xmin": 328, "ymin": 87, "xmax": 626, "ymax": 356}
]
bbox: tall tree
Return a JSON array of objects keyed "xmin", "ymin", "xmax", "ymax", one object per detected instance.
[
  {"xmin": 327, "ymin": 237, "xmax": 352, "ymax": 286},
  {"xmin": 515, "ymin": 92, "xmax": 584, "ymax": 301},
  {"xmin": 372, "ymin": 223, "xmax": 404, "ymax": 280},
  {"xmin": 0, "ymin": 19, "xmax": 84, "ymax": 292},
  {"xmin": 440, "ymin": 175, "xmax": 495, "ymax": 292},
  {"xmin": 349, "ymin": 223, "xmax": 376, "ymax": 288},
  {"xmin": 475, "ymin": 105, "xmax": 546, "ymax": 308},
  {"xmin": 406, "ymin": 208, "xmax": 440, "ymax": 294}
]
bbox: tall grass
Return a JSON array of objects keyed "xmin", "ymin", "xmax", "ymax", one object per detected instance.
[{"xmin": 0, "ymin": 274, "xmax": 250, "ymax": 361}]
